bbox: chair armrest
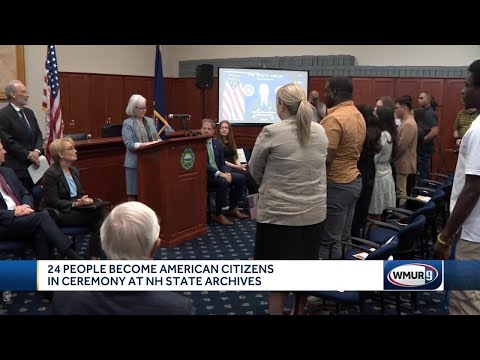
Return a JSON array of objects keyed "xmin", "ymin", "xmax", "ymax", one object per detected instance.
[
  {"xmin": 367, "ymin": 219, "xmax": 401, "ymax": 231},
  {"xmin": 382, "ymin": 207, "xmax": 414, "ymax": 218},
  {"xmin": 412, "ymin": 186, "xmax": 435, "ymax": 193},
  {"xmin": 340, "ymin": 238, "xmax": 379, "ymax": 259},
  {"xmin": 418, "ymin": 179, "xmax": 443, "ymax": 187},
  {"xmin": 398, "ymin": 196, "xmax": 425, "ymax": 206},
  {"xmin": 383, "ymin": 207, "xmax": 413, "ymax": 216},
  {"xmin": 430, "ymin": 173, "xmax": 448, "ymax": 180},
  {"xmin": 93, "ymin": 198, "xmax": 110, "ymax": 207},
  {"xmin": 365, "ymin": 220, "xmax": 401, "ymax": 239},
  {"xmin": 349, "ymin": 237, "xmax": 381, "ymax": 249}
]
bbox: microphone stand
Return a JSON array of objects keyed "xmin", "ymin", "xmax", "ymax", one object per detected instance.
[{"xmin": 182, "ymin": 116, "xmax": 193, "ymax": 137}]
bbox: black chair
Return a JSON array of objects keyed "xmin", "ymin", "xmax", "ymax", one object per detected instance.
[
  {"xmin": 307, "ymin": 235, "xmax": 400, "ymax": 314},
  {"xmin": 64, "ymin": 133, "xmax": 91, "ymax": 141},
  {"xmin": 31, "ymin": 185, "xmax": 90, "ymax": 250},
  {"xmin": 382, "ymin": 200, "xmax": 436, "ymax": 259},
  {"xmin": 101, "ymin": 124, "xmax": 122, "ymax": 138}
]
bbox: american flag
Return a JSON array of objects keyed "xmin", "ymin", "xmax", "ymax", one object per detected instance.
[
  {"xmin": 222, "ymin": 73, "xmax": 245, "ymax": 120},
  {"xmin": 42, "ymin": 45, "xmax": 63, "ymax": 162}
]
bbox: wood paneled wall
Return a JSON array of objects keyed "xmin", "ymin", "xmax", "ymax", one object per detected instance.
[
  {"xmin": 60, "ymin": 72, "xmax": 465, "ymax": 173},
  {"xmin": 59, "ymin": 72, "xmax": 154, "ymax": 139}
]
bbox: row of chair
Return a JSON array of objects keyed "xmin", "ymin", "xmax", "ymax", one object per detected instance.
[{"xmin": 306, "ymin": 173, "xmax": 454, "ymax": 314}]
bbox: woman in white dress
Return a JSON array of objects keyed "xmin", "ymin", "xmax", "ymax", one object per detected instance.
[{"xmin": 368, "ymin": 106, "xmax": 398, "ymax": 220}]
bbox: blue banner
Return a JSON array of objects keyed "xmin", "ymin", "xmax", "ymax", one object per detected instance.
[
  {"xmin": 153, "ymin": 45, "xmax": 170, "ymax": 139},
  {"xmin": 0, "ymin": 261, "xmax": 37, "ymax": 291}
]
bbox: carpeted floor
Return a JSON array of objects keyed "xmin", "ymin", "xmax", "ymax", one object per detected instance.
[{"xmin": 0, "ymin": 217, "xmax": 448, "ymax": 315}]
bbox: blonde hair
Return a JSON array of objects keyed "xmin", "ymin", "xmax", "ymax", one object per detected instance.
[
  {"xmin": 276, "ymin": 83, "xmax": 312, "ymax": 145},
  {"xmin": 49, "ymin": 137, "xmax": 75, "ymax": 163}
]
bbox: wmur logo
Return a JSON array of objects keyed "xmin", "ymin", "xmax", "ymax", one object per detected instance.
[{"xmin": 384, "ymin": 260, "xmax": 443, "ymax": 290}]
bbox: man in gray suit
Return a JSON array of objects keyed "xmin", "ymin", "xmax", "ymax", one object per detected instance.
[{"xmin": 0, "ymin": 80, "xmax": 44, "ymax": 190}]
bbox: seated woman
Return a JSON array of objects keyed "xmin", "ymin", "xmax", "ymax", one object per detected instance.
[
  {"xmin": 40, "ymin": 137, "xmax": 107, "ymax": 260},
  {"xmin": 215, "ymin": 120, "xmax": 258, "ymax": 195}
]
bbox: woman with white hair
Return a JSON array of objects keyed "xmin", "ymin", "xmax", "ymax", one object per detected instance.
[
  {"xmin": 122, "ymin": 94, "xmax": 161, "ymax": 201},
  {"xmin": 53, "ymin": 201, "xmax": 195, "ymax": 315}
]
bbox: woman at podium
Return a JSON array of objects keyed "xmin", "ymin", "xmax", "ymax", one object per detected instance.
[{"xmin": 122, "ymin": 94, "xmax": 160, "ymax": 201}]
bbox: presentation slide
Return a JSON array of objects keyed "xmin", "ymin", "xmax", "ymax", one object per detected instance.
[{"xmin": 218, "ymin": 68, "xmax": 309, "ymax": 124}]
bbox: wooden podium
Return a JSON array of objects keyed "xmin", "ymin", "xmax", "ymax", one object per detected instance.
[{"xmin": 137, "ymin": 135, "xmax": 209, "ymax": 248}]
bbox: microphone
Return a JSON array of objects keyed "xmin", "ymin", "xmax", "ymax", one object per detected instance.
[{"xmin": 168, "ymin": 114, "xmax": 191, "ymax": 119}]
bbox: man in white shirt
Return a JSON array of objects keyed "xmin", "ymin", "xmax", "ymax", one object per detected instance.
[{"xmin": 434, "ymin": 59, "xmax": 480, "ymax": 315}]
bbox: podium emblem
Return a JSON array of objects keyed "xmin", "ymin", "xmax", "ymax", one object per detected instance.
[{"xmin": 181, "ymin": 148, "xmax": 195, "ymax": 171}]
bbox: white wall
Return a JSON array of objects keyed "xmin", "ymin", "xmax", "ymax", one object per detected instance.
[
  {"xmin": 2, "ymin": 45, "xmax": 479, "ymax": 135},
  {"xmin": 162, "ymin": 45, "xmax": 480, "ymax": 77}
]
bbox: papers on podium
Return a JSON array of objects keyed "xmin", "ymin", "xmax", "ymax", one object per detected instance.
[
  {"xmin": 28, "ymin": 155, "xmax": 49, "ymax": 184},
  {"xmin": 237, "ymin": 148, "xmax": 247, "ymax": 164}
]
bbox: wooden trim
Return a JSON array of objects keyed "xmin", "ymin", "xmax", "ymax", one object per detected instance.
[
  {"xmin": 16, "ymin": 45, "xmax": 25, "ymax": 85},
  {"xmin": 0, "ymin": 45, "xmax": 25, "ymax": 99}
]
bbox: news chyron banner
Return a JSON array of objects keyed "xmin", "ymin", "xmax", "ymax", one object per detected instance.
[{"xmin": 9, "ymin": 260, "xmax": 480, "ymax": 292}]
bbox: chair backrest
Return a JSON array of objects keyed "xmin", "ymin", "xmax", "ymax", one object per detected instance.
[
  {"xmin": 365, "ymin": 235, "xmax": 400, "ymax": 260},
  {"xmin": 430, "ymin": 189, "xmax": 446, "ymax": 203},
  {"xmin": 64, "ymin": 133, "xmax": 91, "ymax": 141},
  {"xmin": 411, "ymin": 200, "xmax": 436, "ymax": 221},
  {"xmin": 395, "ymin": 214, "xmax": 426, "ymax": 259},
  {"xmin": 101, "ymin": 124, "xmax": 122, "ymax": 138},
  {"xmin": 31, "ymin": 185, "xmax": 44, "ymax": 208}
]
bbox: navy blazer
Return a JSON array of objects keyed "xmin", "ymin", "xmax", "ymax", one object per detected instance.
[
  {"xmin": 0, "ymin": 166, "xmax": 34, "ymax": 226},
  {"xmin": 0, "ymin": 104, "xmax": 44, "ymax": 178},
  {"xmin": 40, "ymin": 164, "xmax": 86, "ymax": 213},
  {"xmin": 207, "ymin": 138, "xmax": 229, "ymax": 179}
]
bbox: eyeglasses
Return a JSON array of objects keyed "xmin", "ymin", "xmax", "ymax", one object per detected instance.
[{"xmin": 135, "ymin": 107, "xmax": 147, "ymax": 110}]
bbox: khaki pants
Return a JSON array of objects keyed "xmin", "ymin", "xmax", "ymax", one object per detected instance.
[
  {"xmin": 450, "ymin": 239, "xmax": 480, "ymax": 315},
  {"xmin": 396, "ymin": 173, "xmax": 408, "ymax": 206}
]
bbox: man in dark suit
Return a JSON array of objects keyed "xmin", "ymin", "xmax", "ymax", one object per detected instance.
[
  {"xmin": 0, "ymin": 80, "xmax": 44, "ymax": 190},
  {"xmin": 0, "ymin": 140, "xmax": 82, "ymax": 260},
  {"xmin": 201, "ymin": 118, "xmax": 248, "ymax": 226}
]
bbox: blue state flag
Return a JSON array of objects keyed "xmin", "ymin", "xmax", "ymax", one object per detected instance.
[{"xmin": 153, "ymin": 45, "xmax": 171, "ymax": 140}]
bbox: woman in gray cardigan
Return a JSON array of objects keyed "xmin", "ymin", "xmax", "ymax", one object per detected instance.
[
  {"xmin": 249, "ymin": 83, "xmax": 328, "ymax": 315},
  {"xmin": 122, "ymin": 94, "xmax": 160, "ymax": 201}
]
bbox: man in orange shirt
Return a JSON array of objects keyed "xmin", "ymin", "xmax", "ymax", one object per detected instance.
[{"xmin": 318, "ymin": 77, "xmax": 366, "ymax": 260}]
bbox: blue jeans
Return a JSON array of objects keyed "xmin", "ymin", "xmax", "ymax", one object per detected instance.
[
  {"xmin": 417, "ymin": 154, "xmax": 431, "ymax": 182},
  {"xmin": 318, "ymin": 178, "xmax": 362, "ymax": 260}
]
